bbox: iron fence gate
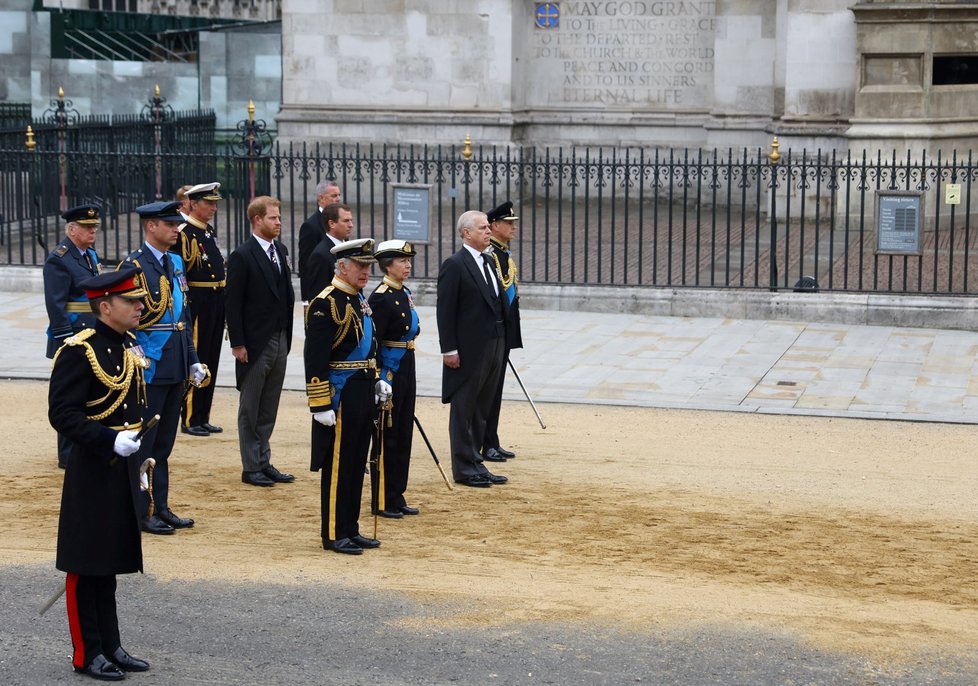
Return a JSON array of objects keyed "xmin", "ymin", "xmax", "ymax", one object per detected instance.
[{"xmin": 1, "ymin": 142, "xmax": 977, "ymax": 295}]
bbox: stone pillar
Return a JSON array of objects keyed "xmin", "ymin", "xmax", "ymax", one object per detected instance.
[{"xmin": 848, "ymin": 1, "xmax": 978, "ymax": 158}]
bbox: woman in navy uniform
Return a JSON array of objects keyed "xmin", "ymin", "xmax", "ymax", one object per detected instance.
[
  {"xmin": 367, "ymin": 240, "xmax": 421, "ymax": 518},
  {"xmin": 49, "ymin": 266, "xmax": 152, "ymax": 681}
]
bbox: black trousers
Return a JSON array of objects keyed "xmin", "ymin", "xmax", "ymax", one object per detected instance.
[
  {"xmin": 481, "ymin": 349, "xmax": 511, "ymax": 452},
  {"xmin": 311, "ymin": 374, "xmax": 373, "ymax": 542},
  {"xmin": 448, "ymin": 336, "xmax": 506, "ymax": 481},
  {"xmin": 66, "ymin": 573, "xmax": 120, "ymax": 669},
  {"xmin": 140, "ymin": 381, "xmax": 184, "ymax": 516},
  {"xmin": 183, "ymin": 288, "xmax": 225, "ymax": 427},
  {"xmin": 382, "ymin": 351, "xmax": 416, "ymax": 510}
]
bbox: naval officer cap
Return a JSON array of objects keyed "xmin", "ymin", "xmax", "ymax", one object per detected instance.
[
  {"xmin": 330, "ymin": 238, "xmax": 376, "ymax": 263},
  {"xmin": 486, "ymin": 200, "xmax": 519, "ymax": 223},
  {"xmin": 185, "ymin": 182, "xmax": 222, "ymax": 201},
  {"xmin": 374, "ymin": 239, "xmax": 416, "ymax": 260},
  {"xmin": 62, "ymin": 204, "xmax": 101, "ymax": 226},
  {"xmin": 79, "ymin": 264, "xmax": 147, "ymax": 300},
  {"xmin": 135, "ymin": 200, "xmax": 184, "ymax": 222}
]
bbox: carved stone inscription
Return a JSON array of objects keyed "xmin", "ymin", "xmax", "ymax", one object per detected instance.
[{"xmin": 530, "ymin": 1, "xmax": 716, "ymax": 109}]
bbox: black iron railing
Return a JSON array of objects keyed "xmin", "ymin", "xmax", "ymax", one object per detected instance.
[{"xmin": 1, "ymin": 141, "xmax": 976, "ymax": 295}]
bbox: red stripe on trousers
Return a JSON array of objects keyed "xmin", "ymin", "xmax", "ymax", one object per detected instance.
[{"xmin": 65, "ymin": 573, "xmax": 85, "ymax": 668}]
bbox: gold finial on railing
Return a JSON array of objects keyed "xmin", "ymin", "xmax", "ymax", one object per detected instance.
[
  {"xmin": 58, "ymin": 86, "xmax": 64, "ymax": 101},
  {"xmin": 248, "ymin": 100, "xmax": 255, "ymax": 123},
  {"xmin": 462, "ymin": 133, "xmax": 472, "ymax": 161},
  {"xmin": 154, "ymin": 83, "xmax": 160, "ymax": 98},
  {"xmin": 769, "ymin": 136, "xmax": 781, "ymax": 165},
  {"xmin": 25, "ymin": 125, "xmax": 35, "ymax": 152}
]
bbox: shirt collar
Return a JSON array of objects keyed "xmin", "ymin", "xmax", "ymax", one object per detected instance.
[
  {"xmin": 252, "ymin": 233, "xmax": 273, "ymax": 252},
  {"xmin": 144, "ymin": 242, "xmax": 166, "ymax": 264}
]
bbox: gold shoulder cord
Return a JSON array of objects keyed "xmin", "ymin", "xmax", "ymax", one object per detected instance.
[
  {"xmin": 134, "ymin": 267, "xmax": 172, "ymax": 328},
  {"xmin": 491, "ymin": 253, "xmax": 517, "ymax": 290},
  {"xmin": 180, "ymin": 233, "xmax": 202, "ymax": 271},
  {"xmin": 329, "ymin": 298, "xmax": 362, "ymax": 350},
  {"xmin": 53, "ymin": 331, "xmax": 146, "ymax": 421}
]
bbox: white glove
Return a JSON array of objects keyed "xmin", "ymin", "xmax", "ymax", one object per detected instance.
[
  {"xmin": 313, "ymin": 410, "xmax": 336, "ymax": 427},
  {"xmin": 190, "ymin": 363, "xmax": 207, "ymax": 385},
  {"xmin": 375, "ymin": 380, "xmax": 392, "ymax": 404},
  {"xmin": 113, "ymin": 430, "xmax": 141, "ymax": 457}
]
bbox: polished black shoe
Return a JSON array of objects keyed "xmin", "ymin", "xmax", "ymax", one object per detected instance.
[
  {"xmin": 156, "ymin": 508, "xmax": 194, "ymax": 529},
  {"xmin": 74, "ymin": 653, "xmax": 125, "ymax": 681},
  {"xmin": 483, "ymin": 471, "xmax": 509, "ymax": 484},
  {"xmin": 350, "ymin": 534, "xmax": 381, "ymax": 549},
  {"xmin": 324, "ymin": 538, "xmax": 363, "ymax": 555},
  {"xmin": 455, "ymin": 475, "xmax": 492, "ymax": 488},
  {"xmin": 141, "ymin": 515, "xmax": 175, "ymax": 535},
  {"xmin": 109, "ymin": 646, "xmax": 149, "ymax": 672},
  {"xmin": 494, "ymin": 446, "xmax": 516, "ymax": 458},
  {"xmin": 482, "ymin": 448, "xmax": 508, "ymax": 462},
  {"xmin": 242, "ymin": 470, "xmax": 275, "ymax": 487},
  {"xmin": 262, "ymin": 465, "xmax": 295, "ymax": 483},
  {"xmin": 201, "ymin": 422, "xmax": 223, "ymax": 434},
  {"xmin": 399, "ymin": 505, "xmax": 420, "ymax": 515},
  {"xmin": 379, "ymin": 509, "xmax": 404, "ymax": 519},
  {"xmin": 58, "ymin": 461, "xmax": 67, "ymax": 469},
  {"xmin": 181, "ymin": 424, "xmax": 210, "ymax": 437}
]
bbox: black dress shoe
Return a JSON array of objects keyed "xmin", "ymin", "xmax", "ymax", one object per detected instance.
[
  {"xmin": 156, "ymin": 508, "xmax": 194, "ymax": 529},
  {"xmin": 75, "ymin": 653, "xmax": 125, "ymax": 681},
  {"xmin": 495, "ymin": 446, "xmax": 516, "ymax": 458},
  {"xmin": 324, "ymin": 538, "xmax": 363, "ymax": 555},
  {"xmin": 58, "ymin": 461, "xmax": 67, "ymax": 469},
  {"xmin": 399, "ymin": 505, "xmax": 420, "ymax": 515},
  {"xmin": 201, "ymin": 422, "xmax": 223, "ymax": 433},
  {"xmin": 455, "ymin": 475, "xmax": 492, "ymax": 488},
  {"xmin": 483, "ymin": 471, "xmax": 508, "ymax": 484},
  {"xmin": 141, "ymin": 515, "xmax": 175, "ymax": 535},
  {"xmin": 482, "ymin": 448, "xmax": 508, "ymax": 462},
  {"xmin": 109, "ymin": 646, "xmax": 149, "ymax": 672},
  {"xmin": 350, "ymin": 534, "xmax": 381, "ymax": 549},
  {"xmin": 379, "ymin": 509, "xmax": 404, "ymax": 519},
  {"xmin": 262, "ymin": 465, "xmax": 295, "ymax": 483},
  {"xmin": 181, "ymin": 425, "xmax": 210, "ymax": 437},
  {"xmin": 242, "ymin": 470, "xmax": 275, "ymax": 487}
]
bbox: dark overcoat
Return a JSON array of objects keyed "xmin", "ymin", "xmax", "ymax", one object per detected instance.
[{"xmin": 50, "ymin": 321, "xmax": 146, "ymax": 576}]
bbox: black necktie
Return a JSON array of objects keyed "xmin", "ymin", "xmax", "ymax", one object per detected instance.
[
  {"xmin": 268, "ymin": 244, "xmax": 280, "ymax": 272},
  {"xmin": 481, "ymin": 254, "xmax": 498, "ymax": 298},
  {"xmin": 84, "ymin": 251, "xmax": 96, "ymax": 275},
  {"xmin": 161, "ymin": 252, "xmax": 172, "ymax": 279}
]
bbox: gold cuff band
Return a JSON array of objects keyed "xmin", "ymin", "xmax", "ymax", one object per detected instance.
[
  {"xmin": 382, "ymin": 340, "xmax": 415, "ymax": 349},
  {"xmin": 65, "ymin": 302, "xmax": 90, "ymax": 313}
]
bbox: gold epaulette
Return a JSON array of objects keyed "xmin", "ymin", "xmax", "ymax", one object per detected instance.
[
  {"xmin": 65, "ymin": 328, "xmax": 97, "ymax": 346},
  {"xmin": 304, "ymin": 285, "xmax": 336, "ymax": 329},
  {"xmin": 375, "ymin": 283, "xmax": 389, "ymax": 294}
]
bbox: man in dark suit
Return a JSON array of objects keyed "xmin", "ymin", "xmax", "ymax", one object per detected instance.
[
  {"xmin": 301, "ymin": 202, "xmax": 354, "ymax": 302},
  {"xmin": 43, "ymin": 204, "xmax": 103, "ymax": 469},
  {"xmin": 436, "ymin": 210, "xmax": 509, "ymax": 488},
  {"xmin": 121, "ymin": 201, "xmax": 208, "ymax": 535},
  {"xmin": 49, "ymin": 266, "xmax": 151, "ymax": 680},
  {"xmin": 297, "ymin": 180, "xmax": 342, "ymax": 302},
  {"xmin": 482, "ymin": 200, "xmax": 523, "ymax": 463},
  {"xmin": 177, "ymin": 182, "xmax": 226, "ymax": 437},
  {"xmin": 225, "ymin": 196, "xmax": 296, "ymax": 488}
]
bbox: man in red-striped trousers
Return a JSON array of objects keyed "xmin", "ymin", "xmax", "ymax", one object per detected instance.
[{"xmin": 48, "ymin": 267, "xmax": 154, "ymax": 681}]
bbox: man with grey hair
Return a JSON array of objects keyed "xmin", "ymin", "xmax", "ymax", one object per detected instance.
[
  {"xmin": 298, "ymin": 179, "xmax": 342, "ymax": 301},
  {"xmin": 436, "ymin": 210, "xmax": 510, "ymax": 488}
]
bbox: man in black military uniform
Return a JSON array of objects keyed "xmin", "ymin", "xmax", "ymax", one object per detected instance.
[
  {"xmin": 368, "ymin": 239, "xmax": 421, "ymax": 518},
  {"xmin": 122, "ymin": 201, "xmax": 208, "ymax": 535},
  {"xmin": 305, "ymin": 238, "xmax": 391, "ymax": 555},
  {"xmin": 482, "ymin": 201, "xmax": 523, "ymax": 463},
  {"xmin": 43, "ymin": 204, "xmax": 103, "ymax": 468},
  {"xmin": 49, "ymin": 266, "xmax": 152, "ymax": 681},
  {"xmin": 177, "ymin": 182, "xmax": 226, "ymax": 437}
]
